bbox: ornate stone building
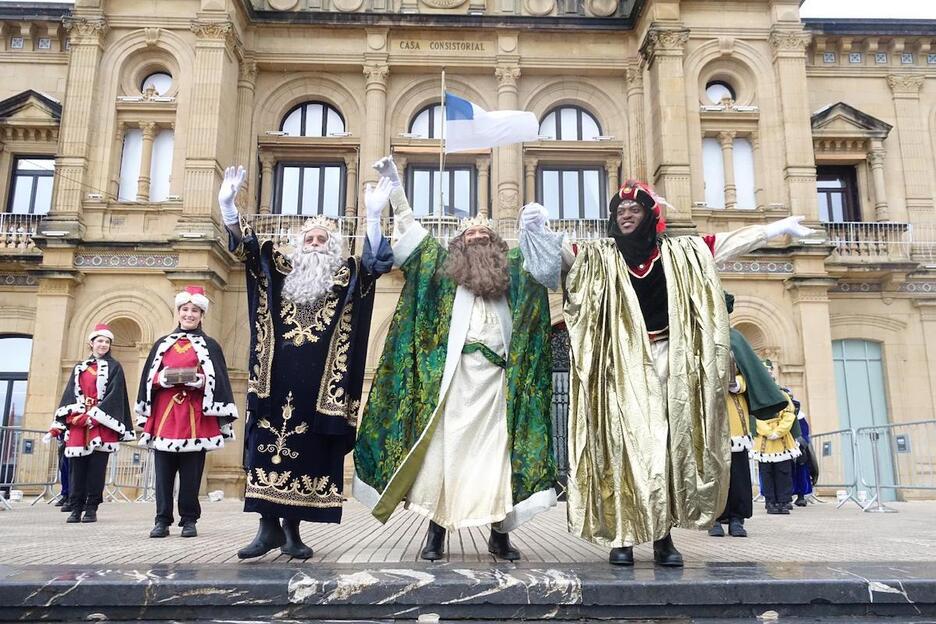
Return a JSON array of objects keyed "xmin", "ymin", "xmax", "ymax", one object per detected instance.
[{"xmin": 1, "ymin": 0, "xmax": 934, "ymax": 496}]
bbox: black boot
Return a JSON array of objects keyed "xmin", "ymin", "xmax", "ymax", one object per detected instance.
[
  {"xmin": 708, "ymin": 523, "xmax": 725, "ymax": 537},
  {"xmin": 180, "ymin": 521, "xmax": 197, "ymax": 538},
  {"xmin": 281, "ymin": 519, "xmax": 313, "ymax": 559},
  {"xmin": 61, "ymin": 502, "xmax": 73, "ymax": 512},
  {"xmin": 488, "ymin": 529, "xmax": 521, "ymax": 561},
  {"xmin": 54, "ymin": 497, "xmax": 66, "ymax": 507},
  {"xmin": 149, "ymin": 522, "xmax": 170, "ymax": 538},
  {"xmin": 728, "ymin": 518, "xmax": 747, "ymax": 538},
  {"xmin": 81, "ymin": 508, "xmax": 97, "ymax": 523},
  {"xmin": 653, "ymin": 533, "xmax": 684, "ymax": 567},
  {"xmin": 420, "ymin": 521, "xmax": 446, "ymax": 561},
  {"xmin": 66, "ymin": 509, "xmax": 82, "ymax": 523},
  {"xmin": 766, "ymin": 502, "xmax": 780, "ymax": 515},
  {"xmin": 794, "ymin": 494, "xmax": 807, "ymax": 507},
  {"xmin": 237, "ymin": 515, "xmax": 286, "ymax": 560},
  {"xmin": 609, "ymin": 547, "xmax": 634, "ymax": 566}
]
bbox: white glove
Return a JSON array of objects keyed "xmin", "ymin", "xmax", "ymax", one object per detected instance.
[
  {"xmin": 218, "ymin": 165, "xmax": 247, "ymax": 225},
  {"xmin": 767, "ymin": 432, "xmax": 781, "ymax": 441},
  {"xmin": 364, "ymin": 177, "xmax": 392, "ymax": 252},
  {"xmin": 520, "ymin": 202, "xmax": 549, "ymax": 233},
  {"xmin": 185, "ymin": 373, "xmax": 206, "ymax": 389},
  {"xmin": 157, "ymin": 370, "xmax": 173, "ymax": 389},
  {"xmin": 764, "ymin": 215, "xmax": 820, "ymax": 240},
  {"xmin": 372, "ymin": 156, "xmax": 402, "ymax": 188}
]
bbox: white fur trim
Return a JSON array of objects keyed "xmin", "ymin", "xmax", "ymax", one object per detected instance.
[
  {"xmin": 86, "ymin": 405, "xmax": 134, "ymax": 441},
  {"xmin": 731, "ymin": 436, "xmax": 753, "ymax": 453},
  {"xmin": 138, "ymin": 432, "xmax": 224, "ymax": 453},
  {"xmin": 88, "ymin": 329, "xmax": 114, "ymax": 342},
  {"xmin": 219, "ymin": 420, "xmax": 235, "ymax": 440},
  {"xmin": 64, "ymin": 436, "xmax": 119, "ymax": 457},
  {"xmin": 175, "ymin": 291, "xmax": 210, "ymax": 312},
  {"xmin": 499, "ymin": 487, "xmax": 558, "ymax": 532},
  {"xmin": 750, "ymin": 446, "xmax": 802, "ymax": 463},
  {"xmin": 391, "ymin": 221, "xmax": 429, "ymax": 267}
]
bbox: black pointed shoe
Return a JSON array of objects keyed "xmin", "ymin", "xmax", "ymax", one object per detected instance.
[
  {"xmin": 81, "ymin": 509, "xmax": 97, "ymax": 523},
  {"xmin": 794, "ymin": 495, "xmax": 808, "ymax": 507},
  {"xmin": 54, "ymin": 497, "xmax": 66, "ymax": 507},
  {"xmin": 237, "ymin": 515, "xmax": 286, "ymax": 559},
  {"xmin": 488, "ymin": 529, "xmax": 521, "ymax": 562},
  {"xmin": 728, "ymin": 518, "xmax": 747, "ymax": 538},
  {"xmin": 61, "ymin": 502, "xmax": 73, "ymax": 512},
  {"xmin": 281, "ymin": 519, "xmax": 313, "ymax": 559},
  {"xmin": 149, "ymin": 523, "xmax": 170, "ymax": 538},
  {"xmin": 708, "ymin": 523, "xmax": 725, "ymax": 537},
  {"xmin": 420, "ymin": 521, "xmax": 446, "ymax": 561},
  {"xmin": 180, "ymin": 521, "xmax": 198, "ymax": 538},
  {"xmin": 653, "ymin": 533, "xmax": 684, "ymax": 567},
  {"xmin": 609, "ymin": 547, "xmax": 634, "ymax": 566},
  {"xmin": 66, "ymin": 510, "xmax": 82, "ymax": 523}
]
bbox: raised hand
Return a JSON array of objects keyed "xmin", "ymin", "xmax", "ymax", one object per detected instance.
[
  {"xmin": 365, "ymin": 177, "xmax": 393, "ymax": 221},
  {"xmin": 218, "ymin": 165, "xmax": 246, "ymax": 225},
  {"xmin": 519, "ymin": 202, "xmax": 549, "ymax": 232},
  {"xmin": 765, "ymin": 215, "xmax": 822, "ymax": 240},
  {"xmin": 372, "ymin": 156, "xmax": 402, "ymax": 187}
]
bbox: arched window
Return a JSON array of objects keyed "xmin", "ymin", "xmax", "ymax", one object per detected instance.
[
  {"xmin": 0, "ymin": 336, "xmax": 31, "ymax": 428},
  {"xmin": 280, "ymin": 102, "xmax": 346, "ymax": 137},
  {"xmin": 141, "ymin": 72, "xmax": 172, "ymax": 96},
  {"xmin": 539, "ymin": 106, "xmax": 601, "ymax": 141},
  {"xmin": 408, "ymin": 103, "xmax": 443, "ymax": 139}
]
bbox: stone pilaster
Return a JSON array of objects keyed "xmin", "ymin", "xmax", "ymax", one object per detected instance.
[
  {"xmin": 887, "ymin": 74, "xmax": 934, "ymax": 222},
  {"xmin": 769, "ymin": 28, "xmax": 818, "ymax": 220},
  {"xmin": 606, "ymin": 158, "xmax": 621, "ymax": 199},
  {"xmin": 136, "ymin": 122, "xmax": 157, "ymax": 201},
  {"xmin": 718, "ymin": 130, "xmax": 737, "ymax": 210},
  {"xmin": 624, "ymin": 61, "xmax": 646, "ymax": 180},
  {"xmin": 494, "ymin": 63, "xmax": 522, "ymax": 218},
  {"xmin": 235, "ymin": 59, "xmax": 257, "ymax": 212},
  {"xmin": 52, "ymin": 16, "xmax": 108, "ymax": 228},
  {"xmin": 640, "ymin": 26, "xmax": 691, "ymax": 222},
  {"xmin": 343, "ymin": 153, "xmax": 359, "ymax": 217},
  {"xmin": 476, "ymin": 156, "xmax": 491, "ymax": 217},
  {"xmin": 361, "ymin": 63, "xmax": 389, "ymax": 190},
  {"xmin": 867, "ymin": 143, "xmax": 889, "ymax": 221},
  {"xmin": 523, "ymin": 157, "xmax": 537, "ymax": 205},
  {"xmin": 259, "ymin": 152, "xmax": 275, "ymax": 214}
]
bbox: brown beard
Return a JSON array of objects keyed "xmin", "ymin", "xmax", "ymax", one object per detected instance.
[{"xmin": 443, "ymin": 232, "xmax": 510, "ymax": 299}]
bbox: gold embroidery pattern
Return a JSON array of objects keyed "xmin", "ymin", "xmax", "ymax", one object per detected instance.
[
  {"xmin": 172, "ymin": 341, "xmax": 193, "ymax": 355},
  {"xmin": 273, "ymin": 249, "xmax": 292, "ymax": 275},
  {"xmin": 315, "ymin": 298, "xmax": 358, "ymax": 425},
  {"xmin": 256, "ymin": 391, "xmax": 307, "ymax": 465},
  {"xmin": 248, "ymin": 273, "xmax": 274, "ymax": 399},
  {"xmin": 332, "ymin": 264, "xmax": 351, "ymax": 288},
  {"xmin": 281, "ymin": 293, "xmax": 338, "ymax": 347},
  {"xmin": 245, "ymin": 468, "xmax": 344, "ymax": 508}
]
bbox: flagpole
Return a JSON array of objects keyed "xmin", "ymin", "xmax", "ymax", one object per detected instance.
[{"xmin": 438, "ymin": 68, "xmax": 446, "ymax": 217}]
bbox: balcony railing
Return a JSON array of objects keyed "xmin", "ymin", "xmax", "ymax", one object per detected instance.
[
  {"xmin": 910, "ymin": 223, "xmax": 936, "ymax": 265},
  {"xmin": 0, "ymin": 213, "xmax": 41, "ymax": 253},
  {"xmin": 824, "ymin": 221, "xmax": 912, "ymax": 262}
]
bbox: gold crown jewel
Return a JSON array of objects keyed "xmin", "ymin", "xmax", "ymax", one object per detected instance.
[
  {"xmin": 456, "ymin": 214, "xmax": 495, "ymax": 236},
  {"xmin": 300, "ymin": 215, "xmax": 338, "ymax": 234}
]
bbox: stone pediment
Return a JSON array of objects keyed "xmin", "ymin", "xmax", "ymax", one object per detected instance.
[
  {"xmin": 811, "ymin": 102, "xmax": 892, "ymax": 140},
  {"xmin": 0, "ymin": 90, "xmax": 62, "ymax": 142}
]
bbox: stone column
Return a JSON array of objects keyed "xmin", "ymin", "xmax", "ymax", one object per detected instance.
[
  {"xmin": 54, "ymin": 16, "xmax": 108, "ymax": 223},
  {"xmin": 136, "ymin": 122, "xmax": 157, "ymax": 201},
  {"xmin": 184, "ymin": 20, "xmax": 238, "ymax": 217},
  {"xmin": 523, "ymin": 157, "xmax": 537, "ymax": 205},
  {"xmin": 235, "ymin": 59, "xmax": 257, "ymax": 212},
  {"xmin": 867, "ymin": 143, "xmax": 889, "ymax": 221},
  {"xmin": 110, "ymin": 121, "xmax": 125, "ymax": 199},
  {"xmin": 718, "ymin": 131, "xmax": 737, "ymax": 210},
  {"xmin": 769, "ymin": 28, "xmax": 818, "ymax": 221},
  {"xmin": 606, "ymin": 158, "xmax": 621, "ymax": 199},
  {"xmin": 752, "ymin": 132, "xmax": 765, "ymax": 210},
  {"xmin": 258, "ymin": 152, "xmax": 275, "ymax": 214},
  {"xmin": 887, "ymin": 74, "xmax": 933, "ymax": 221},
  {"xmin": 624, "ymin": 62, "xmax": 646, "ymax": 180},
  {"xmin": 786, "ymin": 277, "xmax": 839, "ymax": 433},
  {"xmin": 476, "ymin": 156, "xmax": 491, "ymax": 217},
  {"xmin": 343, "ymin": 153, "xmax": 359, "ymax": 217},
  {"xmin": 640, "ymin": 27, "xmax": 692, "ymax": 223},
  {"xmin": 362, "ymin": 63, "xmax": 389, "ymax": 190},
  {"xmin": 494, "ymin": 64, "xmax": 522, "ymax": 218}
]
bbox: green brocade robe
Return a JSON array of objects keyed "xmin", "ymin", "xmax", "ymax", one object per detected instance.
[{"xmin": 353, "ymin": 234, "xmax": 557, "ymax": 525}]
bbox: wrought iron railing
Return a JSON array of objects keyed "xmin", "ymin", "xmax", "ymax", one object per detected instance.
[
  {"xmin": 823, "ymin": 221, "xmax": 912, "ymax": 261},
  {"xmin": 0, "ymin": 213, "xmax": 42, "ymax": 253}
]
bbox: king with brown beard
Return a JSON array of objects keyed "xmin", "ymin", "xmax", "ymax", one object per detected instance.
[
  {"xmin": 218, "ymin": 166, "xmax": 393, "ymax": 561},
  {"xmin": 354, "ymin": 157, "xmax": 559, "ymax": 562}
]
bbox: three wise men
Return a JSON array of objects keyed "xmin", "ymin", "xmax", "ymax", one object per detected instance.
[
  {"xmin": 136, "ymin": 286, "xmax": 239, "ymax": 538},
  {"xmin": 218, "ymin": 165, "xmax": 393, "ymax": 560},
  {"xmin": 49, "ymin": 323, "xmax": 134, "ymax": 523},
  {"xmin": 544, "ymin": 179, "xmax": 819, "ymax": 566},
  {"xmin": 354, "ymin": 157, "xmax": 558, "ymax": 562}
]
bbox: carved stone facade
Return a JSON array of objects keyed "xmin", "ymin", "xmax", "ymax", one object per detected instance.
[{"xmin": 1, "ymin": 0, "xmax": 935, "ymax": 497}]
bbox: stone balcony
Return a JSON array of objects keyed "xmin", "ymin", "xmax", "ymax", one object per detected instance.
[{"xmin": 0, "ymin": 213, "xmax": 41, "ymax": 255}]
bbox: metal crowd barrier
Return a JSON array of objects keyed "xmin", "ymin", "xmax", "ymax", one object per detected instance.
[
  {"xmin": 809, "ymin": 428, "xmax": 864, "ymax": 509},
  {"xmin": 855, "ymin": 419, "xmax": 936, "ymax": 513},
  {"xmin": 104, "ymin": 443, "xmax": 156, "ymax": 503},
  {"xmin": 0, "ymin": 425, "xmax": 59, "ymax": 509}
]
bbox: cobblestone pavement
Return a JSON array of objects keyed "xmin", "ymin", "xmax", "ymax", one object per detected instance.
[{"xmin": 2, "ymin": 497, "xmax": 934, "ymax": 566}]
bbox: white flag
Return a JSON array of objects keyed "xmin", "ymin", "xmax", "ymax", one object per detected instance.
[{"xmin": 443, "ymin": 92, "xmax": 539, "ymax": 154}]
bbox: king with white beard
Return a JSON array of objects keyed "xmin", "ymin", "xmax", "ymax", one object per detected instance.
[{"xmin": 219, "ymin": 166, "xmax": 393, "ymax": 560}]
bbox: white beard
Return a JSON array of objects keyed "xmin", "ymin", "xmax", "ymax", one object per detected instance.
[{"xmin": 281, "ymin": 241, "xmax": 345, "ymax": 306}]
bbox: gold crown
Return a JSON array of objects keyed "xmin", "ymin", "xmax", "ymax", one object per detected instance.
[
  {"xmin": 455, "ymin": 214, "xmax": 495, "ymax": 236},
  {"xmin": 300, "ymin": 215, "xmax": 338, "ymax": 234}
]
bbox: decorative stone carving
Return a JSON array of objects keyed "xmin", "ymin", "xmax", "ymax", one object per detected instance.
[
  {"xmin": 887, "ymin": 74, "xmax": 925, "ymax": 95},
  {"xmin": 586, "ymin": 0, "xmax": 617, "ymax": 18},
  {"xmin": 768, "ymin": 30, "xmax": 811, "ymax": 52},
  {"xmin": 524, "ymin": 0, "xmax": 555, "ymax": 17},
  {"xmin": 190, "ymin": 20, "xmax": 233, "ymax": 41},
  {"xmin": 624, "ymin": 62, "xmax": 642, "ymax": 89},
  {"xmin": 239, "ymin": 60, "xmax": 258, "ymax": 83},
  {"xmin": 495, "ymin": 65, "xmax": 521, "ymax": 88},
  {"xmin": 268, "ymin": 0, "xmax": 299, "ymax": 9},
  {"xmin": 867, "ymin": 150, "xmax": 886, "ymax": 167},
  {"xmin": 363, "ymin": 64, "xmax": 389, "ymax": 88},
  {"xmin": 62, "ymin": 17, "xmax": 108, "ymax": 44},
  {"xmin": 421, "ymin": 0, "xmax": 467, "ymax": 8},
  {"xmin": 498, "ymin": 188, "xmax": 519, "ymax": 213},
  {"xmin": 639, "ymin": 28, "xmax": 689, "ymax": 65},
  {"xmin": 334, "ymin": 0, "xmax": 365, "ymax": 12},
  {"xmin": 144, "ymin": 27, "xmax": 160, "ymax": 47}
]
